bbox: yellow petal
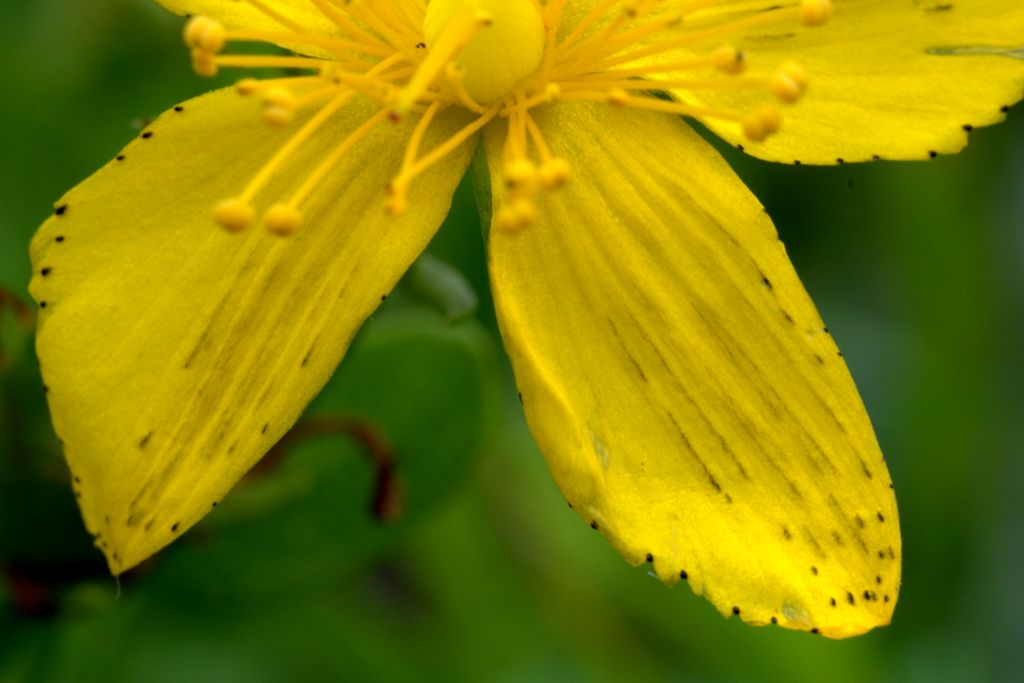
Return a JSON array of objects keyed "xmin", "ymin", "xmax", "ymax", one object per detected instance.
[
  {"xmin": 670, "ymin": 0, "xmax": 1024, "ymax": 163},
  {"xmin": 485, "ymin": 102, "xmax": 900, "ymax": 637},
  {"xmin": 156, "ymin": 0, "xmax": 337, "ymax": 36},
  {"xmin": 30, "ymin": 89, "xmax": 473, "ymax": 574}
]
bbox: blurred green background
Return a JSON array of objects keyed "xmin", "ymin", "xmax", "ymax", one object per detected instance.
[{"xmin": 2, "ymin": 2, "xmax": 1023, "ymax": 681}]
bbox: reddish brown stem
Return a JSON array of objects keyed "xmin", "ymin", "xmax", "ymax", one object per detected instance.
[{"xmin": 255, "ymin": 415, "xmax": 403, "ymax": 523}]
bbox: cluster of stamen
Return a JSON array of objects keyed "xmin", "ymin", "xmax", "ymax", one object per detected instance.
[{"xmin": 182, "ymin": 0, "xmax": 831, "ymax": 235}]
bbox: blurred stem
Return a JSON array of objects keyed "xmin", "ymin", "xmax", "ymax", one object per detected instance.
[
  {"xmin": 254, "ymin": 415, "xmax": 403, "ymax": 523},
  {"xmin": 0, "ymin": 287, "xmax": 34, "ymax": 371}
]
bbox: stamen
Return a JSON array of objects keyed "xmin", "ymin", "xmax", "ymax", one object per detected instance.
[
  {"xmin": 391, "ymin": 7, "xmax": 492, "ymax": 120},
  {"xmin": 192, "ymin": 0, "xmax": 832, "ymax": 235},
  {"xmin": 586, "ymin": 2, "xmax": 826, "ymax": 72},
  {"xmin": 214, "ymin": 198, "xmax": 256, "ymax": 233},
  {"xmin": 264, "ymin": 203, "xmax": 303, "ymax": 236},
  {"xmin": 285, "ymin": 109, "xmax": 392, "ymax": 211},
  {"xmin": 388, "ymin": 105, "xmax": 500, "ymax": 214}
]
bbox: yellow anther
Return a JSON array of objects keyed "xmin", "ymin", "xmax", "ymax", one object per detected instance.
[
  {"xmin": 771, "ymin": 71, "xmax": 804, "ymax": 103},
  {"xmin": 264, "ymin": 203, "xmax": 302, "ymax": 236},
  {"xmin": 496, "ymin": 198, "xmax": 538, "ymax": 231},
  {"xmin": 800, "ymin": 0, "xmax": 832, "ymax": 26},
  {"xmin": 183, "ymin": 16, "xmax": 214, "ymax": 48},
  {"xmin": 183, "ymin": 15, "xmax": 226, "ymax": 53},
  {"xmin": 213, "ymin": 198, "xmax": 255, "ymax": 232},
  {"xmin": 539, "ymin": 158, "xmax": 572, "ymax": 190},
  {"xmin": 758, "ymin": 104, "xmax": 782, "ymax": 134},
  {"xmin": 781, "ymin": 61, "xmax": 809, "ymax": 88},
  {"xmin": 261, "ymin": 88, "xmax": 297, "ymax": 128},
  {"xmin": 198, "ymin": 22, "xmax": 226, "ymax": 53},
  {"xmin": 607, "ymin": 88, "xmax": 630, "ymax": 107},
  {"xmin": 773, "ymin": 61, "xmax": 809, "ymax": 102},
  {"xmin": 262, "ymin": 87, "xmax": 297, "ymax": 108},
  {"xmin": 742, "ymin": 104, "xmax": 782, "ymax": 141},
  {"xmin": 510, "ymin": 198, "xmax": 537, "ymax": 226},
  {"xmin": 236, "ymin": 78, "xmax": 260, "ymax": 96},
  {"xmin": 262, "ymin": 105, "xmax": 294, "ymax": 128},
  {"xmin": 496, "ymin": 199, "xmax": 536, "ymax": 231},
  {"xmin": 496, "ymin": 205, "xmax": 521, "ymax": 231},
  {"xmin": 712, "ymin": 45, "xmax": 746, "ymax": 75},
  {"xmin": 191, "ymin": 48, "xmax": 218, "ymax": 77},
  {"xmin": 504, "ymin": 159, "xmax": 537, "ymax": 193},
  {"xmin": 742, "ymin": 114, "xmax": 768, "ymax": 142}
]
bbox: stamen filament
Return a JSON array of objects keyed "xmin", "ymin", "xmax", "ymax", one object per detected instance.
[
  {"xmin": 391, "ymin": 7, "xmax": 491, "ymax": 119},
  {"xmin": 594, "ymin": 5, "xmax": 805, "ymax": 70},
  {"xmin": 286, "ymin": 108, "xmax": 392, "ymax": 208},
  {"xmin": 311, "ymin": 0, "xmax": 394, "ymax": 52}
]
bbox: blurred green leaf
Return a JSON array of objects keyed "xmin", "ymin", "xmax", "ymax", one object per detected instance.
[
  {"xmin": 401, "ymin": 254, "xmax": 480, "ymax": 324},
  {"xmin": 137, "ymin": 305, "xmax": 500, "ymax": 599}
]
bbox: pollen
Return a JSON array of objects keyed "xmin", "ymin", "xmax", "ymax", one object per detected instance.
[{"xmin": 183, "ymin": 0, "xmax": 831, "ymax": 235}]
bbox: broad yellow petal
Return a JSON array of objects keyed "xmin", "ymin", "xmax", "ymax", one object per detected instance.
[
  {"xmin": 155, "ymin": 0, "xmax": 337, "ymax": 36},
  {"xmin": 666, "ymin": 0, "xmax": 1024, "ymax": 163},
  {"xmin": 30, "ymin": 90, "xmax": 472, "ymax": 574},
  {"xmin": 485, "ymin": 102, "xmax": 900, "ymax": 637}
]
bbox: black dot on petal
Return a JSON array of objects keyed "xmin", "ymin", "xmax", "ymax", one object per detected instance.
[
  {"xmin": 54, "ymin": 204, "xmax": 67, "ymax": 216},
  {"xmin": 847, "ymin": 591, "xmax": 855, "ymax": 605},
  {"xmin": 174, "ymin": 105, "xmax": 185, "ymax": 112},
  {"xmin": 380, "ymin": 294, "xmax": 388, "ymax": 301},
  {"xmin": 793, "ymin": 160, "xmax": 802, "ymax": 166},
  {"xmin": 732, "ymin": 606, "xmax": 741, "ymax": 616},
  {"xmin": 171, "ymin": 522, "xmax": 180, "ymax": 533},
  {"xmin": 41, "ymin": 267, "xmax": 51, "ymax": 276},
  {"xmin": 212, "ymin": 501, "xmax": 218, "ymax": 508},
  {"xmin": 830, "ymin": 597, "xmax": 837, "ymax": 607},
  {"xmin": 1000, "ymin": 105, "xmax": 1009, "ymax": 113},
  {"xmin": 811, "ymin": 566, "xmax": 818, "ymax": 575},
  {"xmin": 736, "ymin": 144, "xmax": 745, "ymax": 151},
  {"xmin": 877, "ymin": 511, "xmax": 886, "ymax": 522},
  {"xmin": 679, "ymin": 570, "xmax": 688, "ymax": 580},
  {"xmin": 928, "ymin": 150, "xmax": 938, "ymax": 159},
  {"xmin": 962, "ymin": 124, "xmax": 973, "ymax": 132},
  {"xmin": 871, "ymin": 154, "xmax": 881, "ymax": 161},
  {"xmin": 566, "ymin": 501, "xmax": 573, "ymax": 509},
  {"xmin": 836, "ymin": 158, "xmax": 845, "ymax": 164},
  {"xmin": 39, "ymin": 301, "xmax": 48, "ymax": 308},
  {"xmin": 589, "ymin": 520, "xmax": 598, "ymax": 530},
  {"xmin": 811, "ymin": 628, "xmax": 820, "ymax": 635},
  {"xmin": 55, "ymin": 236, "xmax": 65, "ymax": 243},
  {"xmin": 884, "ymin": 594, "xmax": 890, "ymax": 603},
  {"xmin": 864, "ymin": 590, "xmax": 872, "ymax": 600},
  {"xmin": 645, "ymin": 553, "xmax": 654, "ymax": 563},
  {"xmin": 142, "ymin": 131, "xmax": 153, "ymax": 139},
  {"xmin": 876, "ymin": 575, "xmax": 883, "ymax": 584},
  {"xmin": 116, "ymin": 155, "xmax": 126, "ymax": 162},
  {"xmin": 771, "ymin": 616, "xmax": 778, "ymax": 624},
  {"xmin": 261, "ymin": 423, "xmax": 269, "ymax": 435}
]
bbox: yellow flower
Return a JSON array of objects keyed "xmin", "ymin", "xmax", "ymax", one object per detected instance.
[{"xmin": 29, "ymin": 0, "xmax": 1023, "ymax": 638}]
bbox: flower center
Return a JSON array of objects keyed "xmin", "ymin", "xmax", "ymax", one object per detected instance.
[
  {"xmin": 424, "ymin": 0, "xmax": 546, "ymax": 104},
  {"xmin": 181, "ymin": 0, "xmax": 832, "ymax": 235}
]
